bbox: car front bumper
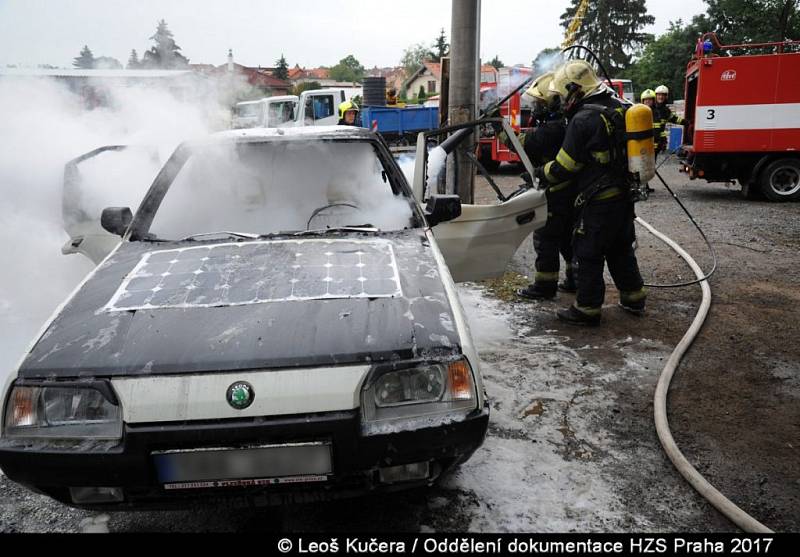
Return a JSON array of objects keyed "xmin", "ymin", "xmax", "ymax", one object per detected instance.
[{"xmin": 0, "ymin": 404, "xmax": 489, "ymax": 510}]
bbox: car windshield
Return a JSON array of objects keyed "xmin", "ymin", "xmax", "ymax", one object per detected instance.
[
  {"xmin": 147, "ymin": 140, "xmax": 414, "ymax": 240},
  {"xmin": 236, "ymin": 103, "xmax": 260, "ymax": 118},
  {"xmin": 267, "ymin": 101, "xmax": 295, "ymax": 126}
]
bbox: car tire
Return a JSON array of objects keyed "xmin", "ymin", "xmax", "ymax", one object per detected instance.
[{"xmin": 759, "ymin": 158, "xmax": 800, "ymax": 202}]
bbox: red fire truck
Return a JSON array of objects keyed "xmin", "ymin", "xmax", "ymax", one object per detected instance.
[
  {"xmin": 477, "ymin": 67, "xmax": 534, "ymax": 171},
  {"xmin": 679, "ymin": 33, "xmax": 800, "ymax": 201}
]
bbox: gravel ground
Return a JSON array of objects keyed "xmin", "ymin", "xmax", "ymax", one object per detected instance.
[
  {"xmin": 480, "ymin": 160, "xmax": 800, "ymax": 532},
  {"xmin": 0, "ymin": 160, "xmax": 797, "ymax": 533}
]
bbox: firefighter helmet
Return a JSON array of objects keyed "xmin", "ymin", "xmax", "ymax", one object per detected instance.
[
  {"xmin": 524, "ymin": 72, "xmax": 560, "ymax": 113},
  {"xmin": 640, "ymin": 89, "xmax": 656, "ymax": 101},
  {"xmin": 338, "ymin": 100, "xmax": 359, "ymax": 120},
  {"xmin": 525, "ymin": 72, "xmax": 555, "ymax": 102},
  {"xmin": 655, "ymin": 85, "xmax": 669, "ymax": 95},
  {"xmin": 548, "ymin": 60, "xmax": 603, "ymax": 108}
]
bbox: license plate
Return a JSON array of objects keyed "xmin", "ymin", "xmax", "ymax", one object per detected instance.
[{"xmin": 152, "ymin": 442, "xmax": 332, "ymax": 488}]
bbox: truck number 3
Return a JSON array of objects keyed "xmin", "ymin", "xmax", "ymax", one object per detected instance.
[{"xmin": 706, "ymin": 109, "xmax": 716, "ymax": 120}]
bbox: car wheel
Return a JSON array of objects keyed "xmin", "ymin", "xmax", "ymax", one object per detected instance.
[{"xmin": 759, "ymin": 158, "xmax": 800, "ymax": 201}]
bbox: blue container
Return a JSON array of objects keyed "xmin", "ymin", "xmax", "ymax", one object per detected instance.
[
  {"xmin": 668, "ymin": 125, "xmax": 683, "ymax": 153},
  {"xmin": 360, "ymin": 106, "xmax": 439, "ymax": 136}
]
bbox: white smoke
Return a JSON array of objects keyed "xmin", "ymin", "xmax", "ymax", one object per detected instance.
[
  {"xmin": 534, "ymin": 52, "xmax": 565, "ymax": 76},
  {"xmin": 0, "ymin": 77, "xmax": 218, "ymax": 379},
  {"xmin": 149, "ymin": 140, "xmax": 413, "ymax": 238},
  {"xmin": 0, "ymin": 76, "xmax": 418, "ymax": 380},
  {"xmin": 425, "ymin": 146, "xmax": 447, "ymax": 196}
]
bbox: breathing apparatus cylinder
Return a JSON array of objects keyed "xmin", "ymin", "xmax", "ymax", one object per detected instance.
[{"xmin": 626, "ymin": 104, "xmax": 656, "ymax": 184}]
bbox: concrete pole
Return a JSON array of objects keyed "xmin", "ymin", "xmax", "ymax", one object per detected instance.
[{"xmin": 447, "ymin": 0, "xmax": 480, "ymax": 204}]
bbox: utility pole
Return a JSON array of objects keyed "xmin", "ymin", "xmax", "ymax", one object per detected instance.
[{"xmin": 447, "ymin": 0, "xmax": 480, "ymax": 204}]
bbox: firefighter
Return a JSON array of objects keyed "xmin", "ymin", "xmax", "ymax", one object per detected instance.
[
  {"xmin": 652, "ymin": 85, "xmax": 685, "ymax": 155},
  {"xmin": 337, "ymin": 100, "xmax": 360, "ymax": 126},
  {"xmin": 640, "ymin": 89, "xmax": 656, "ymax": 109},
  {"xmin": 513, "ymin": 71, "xmax": 577, "ymax": 299},
  {"xmin": 541, "ymin": 60, "xmax": 647, "ymax": 326}
]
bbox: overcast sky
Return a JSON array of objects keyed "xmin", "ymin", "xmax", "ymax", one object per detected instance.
[{"xmin": 0, "ymin": 0, "xmax": 708, "ymax": 69}]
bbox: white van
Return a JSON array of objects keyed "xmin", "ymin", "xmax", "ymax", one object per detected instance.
[
  {"xmin": 232, "ymin": 96, "xmax": 298, "ymax": 129},
  {"xmin": 233, "ymin": 89, "xmax": 348, "ymax": 129}
]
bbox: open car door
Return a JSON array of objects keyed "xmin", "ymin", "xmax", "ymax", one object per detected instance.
[
  {"xmin": 412, "ymin": 120, "xmax": 548, "ymax": 282},
  {"xmin": 62, "ymin": 146, "xmax": 161, "ymax": 264}
]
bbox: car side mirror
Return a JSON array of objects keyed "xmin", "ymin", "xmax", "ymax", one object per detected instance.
[
  {"xmin": 424, "ymin": 195, "xmax": 461, "ymax": 227},
  {"xmin": 101, "ymin": 207, "xmax": 133, "ymax": 237}
]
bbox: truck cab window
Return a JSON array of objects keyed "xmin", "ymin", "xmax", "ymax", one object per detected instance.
[{"xmin": 313, "ymin": 96, "xmax": 335, "ymax": 120}]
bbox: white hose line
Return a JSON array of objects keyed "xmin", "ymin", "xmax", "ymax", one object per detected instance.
[{"xmin": 635, "ymin": 217, "xmax": 773, "ymax": 534}]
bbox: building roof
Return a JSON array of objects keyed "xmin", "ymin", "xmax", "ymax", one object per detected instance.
[
  {"xmin": 287, "ymin": 64, "xmax": 330, "ymax": 82},
  {"xmin": 402, "ymin": 61, "xmax": 442, "ymax": 91},
  {"xmin": 422, "ymin": 61, "xmax": 442, "ymax": 79}
]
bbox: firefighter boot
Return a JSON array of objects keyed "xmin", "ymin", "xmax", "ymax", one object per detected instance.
[
  {"xmin": 558, "ymin": 267, "xmax": 577, "ymax": 293},
  {"xmin": 556, "ymin": 304, "xmax": 601, "ymax": 326},
  {"xmin": 517, "ymin": 283, "xmax": 557, "ymax": 300},
  {"xmin": 619, "ymin": 288, "xmax": 647, "ymax": 316},
  {"xmin": 619, "ymin": 299, "xmax": 646, "ymax": 316}
]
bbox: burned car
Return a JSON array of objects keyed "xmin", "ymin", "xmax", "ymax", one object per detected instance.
[{"xmin": 0, "ymin": 126, "xmax": 546, "ymax": 508}]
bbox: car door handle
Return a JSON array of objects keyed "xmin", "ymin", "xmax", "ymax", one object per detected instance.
[{"xmin": 516, "ymin": 211, "xmax": 536, "ymax": 225}]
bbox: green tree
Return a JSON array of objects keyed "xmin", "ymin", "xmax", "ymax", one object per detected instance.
[
  {"xmin": 532, "ymin": 47, "xmax": 563, "ymax": 75},
  {"xmin": 73, "ymin": 45, "xmax": 95, "ymax": 69},
  {"xmin": 94, "ymin": 56, "xmax": 123, "ymax": 70},
  {"xmin": 292, "ymin": 81, "xmax": 321, "ymax": 96},
  {"xmin": 623, "ymin": 16, "xmax": 708, "ymax": 99},
  {"xmin": 488, "ymin": 55, "xmax": 504, "ymax": 70},
  {"xmin": 274, "ymin": 54, "xmax": 289, "ymax": 80},
  {"xmin": 560, "ymin": 0, "xmax": 655, "ymax": 73},
  {"xmin": 400, "ymin": 43, "xmax": 431, "ymax": 76},
  {"xmin": 703, "ymin": 0, "xmax": 799, "ymax": 43},
  {"xmin": 417, "ymin": 85, "xmax": 427, "ymax": 104},
  {"xmin": 329, "ymin": 54, "xmax": 365, "ymax": 83},
  {"xmin": 127, "ymin": 49, "xmax": 141, "ymax": 69},
  {"xmin": 142, "ymin": 19, "xmax": 189, "ymax": 69},
  {"xmin": 431, "ymin": 28, "xmax": 449, "ymax": 62}
]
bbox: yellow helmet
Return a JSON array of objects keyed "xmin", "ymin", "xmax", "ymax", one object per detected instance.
[
  {"xmin": 524, "ymin": 72, "xmax": 556, "ymax": 103},
  {"xmin": 338, "ymin": 100, "xmax": 359, "ymax": 120},
  {"xmin": 548, "ymin": 60, "xmax": 603, "ymax": 106},
  {"xmin": 640, "ymin": 89, "xmax": 656, "ymax": 101}
]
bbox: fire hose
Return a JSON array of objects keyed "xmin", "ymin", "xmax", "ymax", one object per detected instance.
[
  {"xmin": 635, "ymin": 216, "xmax": 773, "ymax": 534},
  {"xmin": 562, "ymin": 43, "xmax": 773, "ymax": 532}
]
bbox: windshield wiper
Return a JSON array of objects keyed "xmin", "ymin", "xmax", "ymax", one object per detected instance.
[
  {"xmin": 293, "ymin": 226, "xmax": 379, "ymax": 237},
  {"xmin": 179, "ymin": 231, "xmax": 261, "ymax": 242}
]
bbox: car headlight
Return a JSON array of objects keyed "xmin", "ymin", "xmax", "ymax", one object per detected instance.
[
  {"xmin": 3, "ymin": 382, "xmax": 122, "ymax": 444},
  {"xmin": 361, "ymin": 358, "xmax": 478, "ymax": 434}
]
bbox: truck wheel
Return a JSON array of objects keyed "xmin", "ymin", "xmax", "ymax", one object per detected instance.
[{"xmin": 759, "ymin": 158, "xmax": 800, "ymax": 201}]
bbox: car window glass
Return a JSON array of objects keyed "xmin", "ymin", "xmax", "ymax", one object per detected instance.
[
  {"xmin": 268, "ymin": 101, "xmax": 294, "ymax": 127},
  {"xmin": 148, "ymin": 141, "xmax": 413, "ymax": 239},
  {"xmin": 237, "ymin": 103, "xmax": 260, "ymax": 118}
]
